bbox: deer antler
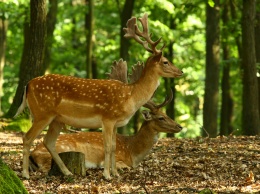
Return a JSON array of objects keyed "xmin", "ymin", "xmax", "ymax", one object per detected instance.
[
  {"xmin": 123, "ymin": 13, "xmax": 165, "ymax": 55},
  {"xmin": 106, "ymin": 59, "xmax": 128, "ymax": 83},
  {"xmin": 143, "ymin": 89, "xmax": 173, "ymax": 111},
  {"xmin": 107, "ymin": 60, "xmax": 144, "ymax": 84},
  {"xmin": 129, "ymin": 61, "xmax": 144, "ymax": 83}
]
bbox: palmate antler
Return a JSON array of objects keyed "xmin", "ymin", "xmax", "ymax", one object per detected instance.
[
  {"xmin": 106, "ymin": 59, "xmax": 128, "ymax": 83},
  {"xmin": 107, "ymin": 60, "xmax": 144, "ymax": 84},
  {"xmin": 123, "ymin": 13, "xmax": 165, "ymax": 55},
  {"xmin": 129, "ymin": 61, "xmax": 144, "ymax": 83}
]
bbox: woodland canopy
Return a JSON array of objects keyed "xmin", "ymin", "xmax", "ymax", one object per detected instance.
[{"xmin": 0, "ymin": 0, "xmax": 259, "ymax": 137}]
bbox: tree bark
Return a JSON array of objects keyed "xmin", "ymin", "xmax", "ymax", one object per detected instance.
[
  {"xmin": 0, "ymin": 16, "xmax": 8, "ymax": 116},
  {"xmin": 255, "ymin": 5, "xmax": 260, "ymax": 118},
  {"xmin": 119, "ymin": 0, "xmax": 135, "ymax": 61},
  {"xmin": 41, "ymin": 0, "xmax": 58, "ymax": 74},
  {"xmin": 6, "ymin": 0, "xmax": 46, "ymax": 118},
  {"xmin": 203, "ymin": 0, "xmax": 220, "ymax": 137},
  {"xmin": 165, "ymin": 16, "xmax": 176, "ymax": 137},
  {"xmin": 48, "ymin": 152, "xmax": 86, "ymax": 176},
  {"xmin": 220, "ymin": 1, "xmax": 233, "ymax": 136},
  {"xmin": 117, "ymin": 0, "xmax": 135, "ymax": 134},
  {"xmin": 241, "ymin": 0, "xmax": 260, "ymax": 135},
  {"xmin": 230, "ymin": 1, "xmax": 242, "ymax": 59},
  {"xmin": 85, "ymin": 0, "xmax": 95, "ymax": 79}
]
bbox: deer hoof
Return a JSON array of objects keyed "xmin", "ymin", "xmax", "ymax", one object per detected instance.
[
  {"xmin": 65, "ymin": 171, "xmax": 73, "ymax": 176},
  {"xmin": 112, "ymin": 170, "xmax": 119, "ymax": 177},
  {"xmin": 22, "ymin": 171, "xmax": 30, "ymax": 179},
  {"xmin": 104, "ymin": 174, "xmax": 112, "ymax": 180}
]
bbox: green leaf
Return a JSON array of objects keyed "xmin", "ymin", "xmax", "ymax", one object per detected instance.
[{"xmin": 208, "ymin": 0, "xmax": 215, "ymax": 7}]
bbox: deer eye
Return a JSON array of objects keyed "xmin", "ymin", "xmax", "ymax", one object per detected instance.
[
  {"xmin": 158, "ymin": 117, "xmax": 165, "ymax": 121},
  {"xmin": 163, "ymin": 61, "xmax": 169, "ymax": 66}
]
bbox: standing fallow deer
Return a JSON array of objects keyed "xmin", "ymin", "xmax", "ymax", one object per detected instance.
[
  {"xmin": 29, "ymin": 91, "xmax": 182, "ymax": 173},
  {"xmin": 15, "ymin": 13, "xmax": 183, "ymax": 180}
]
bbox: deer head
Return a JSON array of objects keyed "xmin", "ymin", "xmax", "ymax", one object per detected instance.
[{"xmin": 142, "ymin": 89, "xmax": 182, "ymax": 134}]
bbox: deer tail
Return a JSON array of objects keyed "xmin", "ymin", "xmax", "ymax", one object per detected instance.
[{"xmin": 14, "ymin": 86, "xmax": 27, "ymax": 118}]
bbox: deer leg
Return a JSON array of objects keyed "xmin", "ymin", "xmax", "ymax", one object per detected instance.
[
  {"xmin": 22, "ymin": 117, "xmax": 53, "ymax": 179},
  {"xmin": 111, "ymin": 126, "xmax": 119, "ymax": 177},
  {"xmin": 102, "ymin": 121, "xmax": 116, "ymax": 180},
  {"xmin": 43, "ymin": 121, "xmax": 72, "ymax": 176}
]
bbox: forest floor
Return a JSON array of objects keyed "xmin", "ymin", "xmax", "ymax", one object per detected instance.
[{"xmin": 1, "ymin": 131, "xmax": 260, "ymax": 194}]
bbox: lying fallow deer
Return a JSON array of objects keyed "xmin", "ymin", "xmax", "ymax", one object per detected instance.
[
  {"xmin": 15, "ymin": 13, "xmax": 183, "ymax": 180},
  {"xmin": 30, "ymin": 91, "xmax": 182, "ymax": 172}
]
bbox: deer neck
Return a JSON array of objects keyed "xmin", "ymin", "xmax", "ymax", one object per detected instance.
[
  {"xmin": 126, "ymin": 121, "xmax": 159, "ymax": 167},
  {"xmin": 131, "ymin": 63, "xmax": 160, "ymax": 108}
]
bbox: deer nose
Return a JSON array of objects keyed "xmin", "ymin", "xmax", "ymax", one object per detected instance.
[{"xmin": 177, "ymin": 124, "xmax": 183, "ymax": 130}]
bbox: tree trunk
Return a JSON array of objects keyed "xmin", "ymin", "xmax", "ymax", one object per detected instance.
[
  {"xmin": 220, "ymin": 1, "xmax": 233, "ymax": 136},
  {"xmin": 255, "ymin": 5, "xmax": 260, "ymax": 118},
  {"xmin": 117, "ymin": 0, "xmax": 135, "ymax": 134},
  {"xmin": 165, "ymin": 78, "xmax": 176, "ymax": 138},
  {"xmin": 6, "ymin": 0, "xmax": 47, "ymax": 118},
  {"xmin": 85, "ymin": 0, "xmax": 95, "ymax": 79},
  {"xmin": 241, "ymin": 0, "xmax": 260, "ymax": 135},
  {"xmin": 48, "ymin": 152, "xmax": 86, "ymax": 176},
  {"xmin": 119, "ymin": 0, "xmax": 135, "ymax": 61},
  {"xmin": 41, "ymin": 0, "xmax": 58, "ymax": 74},
  {"xmin": 0, "ymin": 16, "xmax": 8, "ymax": 116},
  {"xmin": 165, "ymin": 16, "xmax": 176, "ymax": 137},
  {"xmin": 203, "ymin": 0, "xmax": 220, "ymax": 137},
  {"xmin": 230, "ymin": 1, "xmax": 242, "ymax": 59}
]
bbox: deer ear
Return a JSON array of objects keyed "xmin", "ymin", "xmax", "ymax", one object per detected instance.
[
  {"xmin": 153, "ymin": 52, "xmax": 162, "ymax": 62},
  {"xmin": 141, "ymin": 110, "xmax": 152, "ymax": 121}
]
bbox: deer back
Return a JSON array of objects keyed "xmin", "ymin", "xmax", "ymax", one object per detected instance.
[{"xmin": 25, "ymin": 74, "xmax": 143, "ymax": 128}]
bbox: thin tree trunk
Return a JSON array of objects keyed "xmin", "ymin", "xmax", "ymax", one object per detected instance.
[
  {"xmin": 0, "ymin": 16, "xmax": 8, "ymax": 116},
  {"xmin": 165, "ymin": 16, "xmax": 176, "ymax": 138},
  {"xmin": 255, "ymin": 6, "xmax": 260, "ymax": 117},
  {"xmin": 119, "ymin": 0, "xmax": 135, "ymax": 61},
  {"xmin": 165, "ymin": 78, "xmax": 176, "ymax": 138},
  {"xmin": 220, "ymin": 1, "xmax": 233, "ymax": 136},
  {"xmin": 241, "ymin": 0, "xmax": 260, "ymax": 135},
  {"xmin": 203, "ymin": 0, "xmax": 220, "ymax": 137},
  {"xmin": 6, "ymin": 0, "xmax": 46, "ymax": 118},
  {"xmin": 117, "ymin": 0, "xmax": 135, "ymax": 134},
  {"xmin": 85, "ymin": 0, "xmax": 94, "ymax": 79},
  {"xmin": 41, "ymin": 0, "xmax": 58, "ymax": 74},
  {"xmin": 230, "ymin": 1, "xmax": 242, "ymax": 59}
]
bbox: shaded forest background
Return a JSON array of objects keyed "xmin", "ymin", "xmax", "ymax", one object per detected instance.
[{"xmin": 0, "ymin": 0, "xmax": 259, "ymax": 138}]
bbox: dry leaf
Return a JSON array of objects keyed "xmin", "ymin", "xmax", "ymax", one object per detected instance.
[{"xmin": 1, "ymin": 132, "xmax": 260, "ymax": 193}]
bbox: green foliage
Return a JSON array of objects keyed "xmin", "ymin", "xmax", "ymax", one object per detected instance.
[
  {"xmin": 207, "ymin": 0, "xmax": 215, "ymax": 7},
  {"xmin": 5, "ymin": 113, "xmax": 31, "ymax": 132},
  {"xmin": 0, "ymin": 159, "xmax": 28, "ymax": 194},
  {"xmin": 1, "ymin": 0, "xmax": 245, "ymax": 137},
  {"xmin": 1, "ymin": 0, "xmax": 29, "ymax": 114}
]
